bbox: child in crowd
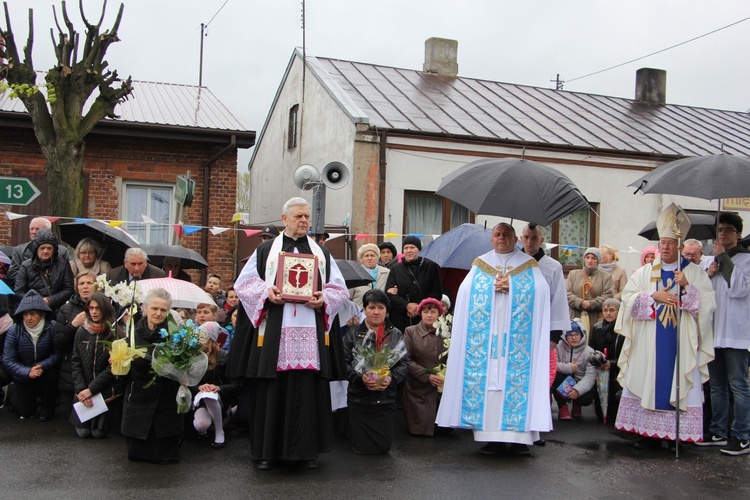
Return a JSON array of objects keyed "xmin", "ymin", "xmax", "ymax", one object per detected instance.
[
  {"xmin": 195, "ymin": 303, "xmax": 218, "ymax": 326},
  {"xmin": 553, "ymin": 321, "xmax": 599, "ymax": 420}
]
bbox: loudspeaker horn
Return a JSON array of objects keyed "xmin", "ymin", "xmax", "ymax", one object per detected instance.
[
  {"xmin": 293, "ymin": 164, "xmax": 321, "ymax": 190},
  {"xmin": 321, "ymin": 162, "xmax": 349, "ymax": 189}
]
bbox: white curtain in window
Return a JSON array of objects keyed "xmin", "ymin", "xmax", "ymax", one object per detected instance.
[
  {"xmin": 558, "ymin": 208, "xmax": 591, "ymax": 266},
  {"xmin": 125, "ymin": 185, "xmax": 172, "ymax": 244},
  {"xmin": 405, "ymin": 195, "xmax": 442, "ymax": 236}
]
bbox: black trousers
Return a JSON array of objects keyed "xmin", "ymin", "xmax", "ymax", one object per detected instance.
[{"xmin": 13, "ymin": 370, "xmax": 59, "ymax": 419}]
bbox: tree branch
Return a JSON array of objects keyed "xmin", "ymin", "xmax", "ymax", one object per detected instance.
[{"xmin": 23, "ymin": 7, "xmax": 34, "ymax": 68}]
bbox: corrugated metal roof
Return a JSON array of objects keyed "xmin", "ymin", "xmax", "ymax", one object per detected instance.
[
  {"xmin": 311, "ymin": 56, "xmax": 750, "ymax": 157},
  {"xmin": 0, "ymin": 79, "xmax": 248, "ymax": 131}
]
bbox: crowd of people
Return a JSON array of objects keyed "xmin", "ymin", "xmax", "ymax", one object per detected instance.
[{"xmin": 1, "ymin": 199, "xmax": 749, "ymax": 468}]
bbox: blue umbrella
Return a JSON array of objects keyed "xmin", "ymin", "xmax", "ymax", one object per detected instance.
[
  {"xmin": 420, "ymin": 223, "xmax": 493, "ymax": 270},
  {"xmin": 0, "ymin": 279, "xmax": 13, "ymax": 295}
]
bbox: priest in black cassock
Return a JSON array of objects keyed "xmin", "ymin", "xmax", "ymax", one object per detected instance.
[{"xmin": 231, "ymin": 197, "xmax": 349, "ymax": 470}]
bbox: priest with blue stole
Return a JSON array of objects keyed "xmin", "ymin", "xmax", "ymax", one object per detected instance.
[
  {"xmin": 436, "ymin": 223, "xmax": 552, "ymax": 455},
  {"xmin": 615, "ymin": 203, "xmax": 715, "ymax": 447}
]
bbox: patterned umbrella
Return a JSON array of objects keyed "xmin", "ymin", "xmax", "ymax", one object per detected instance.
[{"xmin": 136, "ymin": 277, "xmax": 216, "ymax": 309}]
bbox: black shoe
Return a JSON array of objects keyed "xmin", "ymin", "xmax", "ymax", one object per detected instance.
[
  {"xmin": 534, "ymin": 438, "xmax": 546, "ymax": 447},
  {"xmin": 298, "ymin": 460, "xmax": 318, "ymax": 469},
  {"xmin": 721, "ymin": 437, "xmax": 750, "ymax": 456},
  {"xmin": 479, "ymin": 443, "xmax": 503, "ymax": 455},
  {"xmin": 695, "ymin": 433, "xmax": 727, "ymax": 447},
  {"xmin": 510, "ymin": 444, "xmax": 531, "ymax": 455},
  {"xmin": 633, "ymin": 437, "xmax": 662, "ymax": 450},
  {"xmin": 256, "ymin": 460, "xmax": 276, "ymax": 470},
  {"xmin": 211, "ymin": 441, "xmax": 226, "ymax": 449}
]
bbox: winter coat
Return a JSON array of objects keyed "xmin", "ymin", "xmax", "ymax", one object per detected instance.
[
  {"xmin": 565, "ymin": 267, "xmax": 615, "ymax": 320},
  {"xmin": 555, "ymin": 332, "xmax": 597, "ymax": 396},
  {"xmin": 385, "ymin": 257, "xmax": 443, "ymax": 333},
  {"xmin": 54, "ymin": 294, "xmax": 87, "ymax": 392},
  {"xmin": 190, "ymin": 349, "xmax": 237, "ymax": 407},
  {"xmin": 2, "ymin": 290, "xmax": 60, "ymax": 383},
  {"xmin": 14, "ymin": 231, "xmax": 75, "ymax": 312},
  {"xmin": 402, "ymin": 321, "xmax": 446, "ymax": 436},
  {"xmin": 120, "ymin": 316, "xmax": 182, "ymax": 441},
  {"xmin": 71, "ymin": 323, "xmax": 122, "ymax": 401},
  {"xmin": 344, "ymin": 320, "xmax": 409, "ymax": 406}
]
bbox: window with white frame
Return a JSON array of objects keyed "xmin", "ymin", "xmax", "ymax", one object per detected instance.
[
  {"xmin": 404, "ymin": 191, "xmax": 472, "ymax": 239},
  {"xmin": 123, "ymin": 183, "xmax": 173, "ymax": 244}
]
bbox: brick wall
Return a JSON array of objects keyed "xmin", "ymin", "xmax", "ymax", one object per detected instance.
[{"xmin": 0, "ymin": 126, "xmax": 239, "ymax": 285}]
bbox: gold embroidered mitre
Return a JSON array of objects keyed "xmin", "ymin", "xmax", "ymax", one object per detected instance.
[{"xmin": 656, "ymin": 202, "xmax": 691, "ymax": 240}]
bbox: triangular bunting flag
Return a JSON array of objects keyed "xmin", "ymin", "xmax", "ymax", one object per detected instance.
[
  {"xmin": 243, "ymin": 229, "xmax": 261, "ymax": 237},
  {"xmin": 183, "ymin": 225, "xmax": 202, "ymax": 235},
  {"xmin": 73, "ymin": 218, "xmax": 94, "ymax": 223},
  {"xmin": 210, "ymin": 227, "xmax": 230, "ymax": 235},
  {"xmin": 141, "ymin": 215, "xmax": 156, "ymax": 224},
  {"xmin": 544, "ymin": 243, "xmax": 559, "ymax": 250},
  {"xmin": 45, "ymin": 216, "xmax": 61, "ymax": 223},
  {"xmin": 108, "ymin": 220, "xmax": 125, "ymax": 227},
  {"xmin": 409, "ymin": 233, "xmax": 424, "ymax": 238},
  {"xmin": 173, "ymin": 224, "xmax": 184, "ymax": 239},
  {"xmin": 231, "ymin": 213, "xmax": 242, "ymax": 223},
  {"xmin": 5, "ymin": 211, "xmax": 27, "ymax": 221},
  {"xmin": 384, "ymin": 233, "xmax": 399, "ymax": 239},
  {"xmin": 355, "ymin": 234, "xmax": 372, "ymax": 240},
  {"xmin": 326, "ymin": 233, "xmax": 345, "ymax": 241}
]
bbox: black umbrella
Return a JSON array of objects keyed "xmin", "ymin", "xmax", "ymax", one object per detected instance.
[
  {"xmin": 58, "ymin": 220, "xmax": 140, "ymax": 265},
  {"xmin": 335, "ymin": 259, "xmax": 375, "ymax": 288},
  {"xmin": 436, "ymin": 158, "xmax": 591, "ymax": 225},
  {"xmin": 638, "ymin": 213, "xmax": 716, "ymax": 241},
  {"xmin": 141, "ymin": 244, "xmax": 208, "ymax": 270}
]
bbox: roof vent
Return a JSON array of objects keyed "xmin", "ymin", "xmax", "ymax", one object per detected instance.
[
  {"xmin": 635, "ymin": 68, "xmax": 666, "ymax": 106},
  {"xmin": 423, "ymin": 37, "xmax": 458, "ymax": 78}
]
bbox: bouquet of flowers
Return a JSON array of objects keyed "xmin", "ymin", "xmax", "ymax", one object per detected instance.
[
  {"xmin": 352, "ymin": 331, "xmax": 407, "ymax": 384},
  {"xmin": 423, "ymin": 313, "xmax": 452, "ymax": 393},
  {"xmin": 96, "ymin": 276, "xmax": 146, "ymax": 376},
  {"xmin": 151, "ymin": 317, "xmax": 208, "ymax": 413}
]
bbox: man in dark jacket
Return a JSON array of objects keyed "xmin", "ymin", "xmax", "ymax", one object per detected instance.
[
  {"xmin": 14, "ymin": 230, "xmax": 75, "ymax": 313},
  {"xmin": 107, "ymin": 248, "xmax": 166, "ymax": 284},
  {"xmin": 385, "ymin": 235, "xmax": 443, "ymax": 333},
  {"xmin": 9, "ymin": 217, "xmax": 69, "ymax": 285}
]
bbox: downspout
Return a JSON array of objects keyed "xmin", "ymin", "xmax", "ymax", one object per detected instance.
[
  {"xmin": 376, "ymin": 129, "xmax": 388, "ymax": 243},
  {"xmin": 201, "ymin": 134, "xmax": 237, "ymax": 284}
]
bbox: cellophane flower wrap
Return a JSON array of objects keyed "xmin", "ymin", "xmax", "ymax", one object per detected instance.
[
  {"xmin": 151, "ymin": 317, "xmax": 208, "ymax": 413},
  {"xmin": 96, "ymin": 277, "xmax": 147, "ymax": 376},
  {"xmin": 423, "ymin": 313, "xmax": 452, "ymax": 393},
  {"xmin": 353, "ymin": 330, "xmax": 407, "ymax": 383}
]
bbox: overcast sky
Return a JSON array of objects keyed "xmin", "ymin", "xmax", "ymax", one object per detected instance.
[{"xmin": 4, "ymin": 1, "xmax": 749, "ymax": 170}]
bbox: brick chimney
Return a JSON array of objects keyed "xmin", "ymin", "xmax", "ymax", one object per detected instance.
[
  {"xmin": 635, "ymin": 68, "xmax": 666, "ymax": 106},
  {"xmin": 423, "ymin": 37, "xmax": 458, "ymax": 77}
]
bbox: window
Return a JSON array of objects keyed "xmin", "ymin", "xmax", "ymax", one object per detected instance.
[
  {"xmin": 288, "ymin": 104, "xmax": 299, "ymax": 149},
  {"xmin": 540, "ymin": 203, "xmax": 600, "ymax": 272},
  {"xmin": 123, "ymin": 183, "xmax": 173, "ymax": 244},
  {"xmin": 404, "ymin": 191, "xmax": 472, "ymax": 238}
]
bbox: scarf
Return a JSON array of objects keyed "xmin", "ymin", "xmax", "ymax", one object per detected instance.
[
  {"xmin": 85, "ymin": 319, "xmax": 108, "ymax": 335},
  {"xmin": 26, "ymin": 318, "xmax": 46, "ymax": 347},
  {"xmin": 367, "ymin": 322, "xmax": 386, "ymax": 350},
  {"xmin": 599, "ymin": 262, "xmax": 617, "ymax": 274}
]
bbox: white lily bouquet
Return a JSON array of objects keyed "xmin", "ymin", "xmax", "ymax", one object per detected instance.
[
  {"xmin": 424, "ymin": 313, "xmax": 452, "ymax": 393},
  {"xmin": 96, "ymin": 275, "xmax": 146, "ymax": 376}
]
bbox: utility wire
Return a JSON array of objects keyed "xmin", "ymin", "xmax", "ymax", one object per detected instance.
[
  {"xmin": 566, "ymin": 15, "xmax": 750, "ymax": 84},
  {"xmin": 206, "ymin": 0, "xmax": 231, "ymax": 28}
]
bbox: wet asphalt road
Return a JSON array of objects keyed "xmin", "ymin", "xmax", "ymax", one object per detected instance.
[{"xmin": 1, "ymin": 402, "xmax": 749, "ymax": 500}]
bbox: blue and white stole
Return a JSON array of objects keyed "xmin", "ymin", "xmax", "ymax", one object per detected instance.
[{"xmin": 460, "ymin": 257, "xmax": 537, "ymax": 431}]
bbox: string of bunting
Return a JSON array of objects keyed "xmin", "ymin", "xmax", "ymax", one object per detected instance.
[{"xmin": 3, "ymin": 211, "xmax": 644, "ymax": 254}]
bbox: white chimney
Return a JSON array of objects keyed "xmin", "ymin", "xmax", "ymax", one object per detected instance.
[
  {"xmin": 423, "ymin": 37, "xmax": 458, "ymax": 78},
  {"xmin": 635, "ymin": 68, "xmax": 666, "ymax": 106}
]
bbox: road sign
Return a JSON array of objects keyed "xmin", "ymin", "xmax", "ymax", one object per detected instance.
[
  {"xmin": 174, "ymin": 175, "xmax": 195, "ymax": 207},
  {"xmin": 0, "ymin": 177, "xmax": 41, "ymax": 206}
]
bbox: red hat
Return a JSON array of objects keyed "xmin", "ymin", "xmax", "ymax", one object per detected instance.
[{"xmin": 417, "ymin": 297, "xmax": 444, "ymax": 314}]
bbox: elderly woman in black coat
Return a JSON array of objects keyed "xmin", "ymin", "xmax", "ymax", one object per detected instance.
[
  {"xmin": 70, "ymin": 292, "xmax": 123, "ymax": 438},
  {"xmin": 14, "ymin": 229, "xmax": 74, "ymax": 313},
  {"xmin": 120, "ymin": 288, "xmax": 183, "ymax": 463},
  {"xmin": 2, "ymin": 290, "xmax": 60, "ymax": 420}
]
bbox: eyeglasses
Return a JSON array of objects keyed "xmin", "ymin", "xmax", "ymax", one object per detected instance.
[
  {"xmin": 566, "ymin": 333, "xmax": 582, "ymax": 337},
  {"xmin": 87, "ymin": 306, "xmax": 100, "ymax": 311},
  {"xmin": 718, "ymin": 227, "xmax": 738, "ymax": 233},
  {"xmin": 79, "ymin": 250, "xmax": 96, "ymax": 255}
]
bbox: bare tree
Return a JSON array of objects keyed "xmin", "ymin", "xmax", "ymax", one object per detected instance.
[
  {"xmin": 0, "ymin": 1, "xmax": 133, "ymax": 217},
  {"xmin": 236, "ymin": 170, "xmax": 251, "ymax": 213}
]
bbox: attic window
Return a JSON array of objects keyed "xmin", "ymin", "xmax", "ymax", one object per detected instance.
[{"xmin": 288, "ymin": 104, "xmax": 299, "ymax": 149}]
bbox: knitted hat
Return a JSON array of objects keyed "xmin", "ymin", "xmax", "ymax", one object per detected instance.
[
  {"xmin": 584, "ymin": 247, "xmax": 602, "ymax": 263},
  {"xmin": 565, "ymin": 321, "xmax": 583, "ymax": 336},
  {"xmin": 32, "ymin": 229, "xmax": 59, "ymax": 257},
  {"xmin": 199, "ymin": 321, "xmax": 223, "ymax": 343},
  {"xmin": 357, "ymin": 243, "xmax": 380, "ymax": 262},
  {"xmin": 402, "ymin": 235, "xmax": 422, "ymax": 251},
  {"xmin": 417, "ymin": 297, "xmax": 444, "ymax": 314},
  {"xmin": 640, "ymin": 245, "xmax": 658, "ymax": 266},
  {"xmin": 378, "ymin": 241, "xmax": 398, "ymax": 256}
]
